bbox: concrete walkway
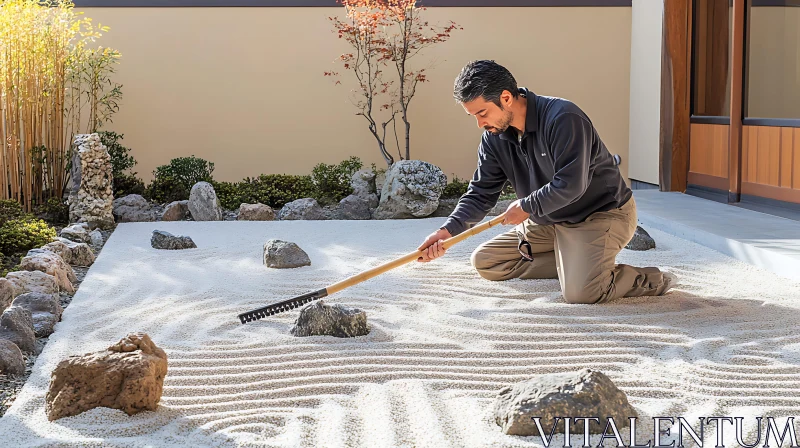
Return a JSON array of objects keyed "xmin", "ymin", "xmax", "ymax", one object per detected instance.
[{"xmin": 633, "ymin": 190, "xmax": 800, "ymax": 281}]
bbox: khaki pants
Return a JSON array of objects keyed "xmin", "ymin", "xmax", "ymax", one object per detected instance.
[{"xmin": 470, "ymin": 196, "xmax": 668, "ymax": 304}]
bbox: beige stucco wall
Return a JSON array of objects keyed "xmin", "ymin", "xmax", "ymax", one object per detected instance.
[
  {"xmin": 627, "ymin": 0, "xmax": 663, "ymax": 185},
  {"xmin": 747, "ymin": 6, "xmax": 800, "ymax": 119},
  {"xmin": 79, "ymin": 6, "xmax": 632, "ymax": 183}
]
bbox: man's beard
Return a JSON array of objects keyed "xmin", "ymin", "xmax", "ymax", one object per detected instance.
[{"xmin": 486, "ymin": 110, "xmax": 513, "ymax": 135}]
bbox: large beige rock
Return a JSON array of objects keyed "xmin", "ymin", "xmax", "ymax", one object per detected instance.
[
  {"xmin": 5, "ymin": 271, "xmax": 59, "ymax": 297},
  {"xmin": 0, "ymin": 278, "xmax": 14, "ymax": 314},
  {"xmin": 237, "ymin": 203, "xmax": 275, "ymax": 221},
  {"xmin": 45, "ymin": 333, "xmax": 168, "ymax": 421},
  {"xmin": 43, "ymin": 239, "xmax": 95, "ymax": 267},
  {"xmin": 161, "ymin": 200, "xmax": 189, "ymax": 221},
  {"xmin": 20, "ymin": 249, "xmax": 76, "ymax": 293}
]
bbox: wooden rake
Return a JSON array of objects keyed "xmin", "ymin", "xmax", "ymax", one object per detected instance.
[{"xmin": 237, "ymin": 212, "xmax": 508, "ymax": 324}]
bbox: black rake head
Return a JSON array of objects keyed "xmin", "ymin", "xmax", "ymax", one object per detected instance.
[{"xmin": 238, "ymin": 288, "xmax": 329, "ymax": 324}]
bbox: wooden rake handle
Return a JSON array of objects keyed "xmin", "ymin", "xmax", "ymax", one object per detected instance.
[{"xmin": 325, "ymin": 212, "xmax": 508, "ymax": 295}]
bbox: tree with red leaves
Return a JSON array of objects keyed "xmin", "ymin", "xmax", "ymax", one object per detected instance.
[{"xmin": 325, "ymin": 0, "xmax": 462, "ymax": 167}]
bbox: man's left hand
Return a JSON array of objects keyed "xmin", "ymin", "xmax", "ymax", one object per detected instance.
[{"xmin": 502, "ymin": 199, "xmax": 530, "ymax": 225}]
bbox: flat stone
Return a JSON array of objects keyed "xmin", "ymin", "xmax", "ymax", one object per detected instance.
[
  {"xmin": 290, "ymin": 300, "xmax": 369, "ymax": 338},
  {"xmin": 625, "ymin": 226, "xmax": 656, "ymax": 251},
  {"xmin": 20, "ymin": 249, "xmax": 76, "ymax": 293},
  {"xmin": 150, "ymin": 230, "xmax": 197, "ymax": 250},
  {"xmin": 4, "ymin": 271, "xmax": 59, "ymax": 297},
  {"xmin": 59, "ymin": 223, "xmax": 92, "ymax": 245},
  {"xmin": 493, "ymin": 368, "xmax": 637, "ymax": 436},
  {"xmin": 43, "ymin": 240, "xmax": 95, "ymax": 267},
  {"xmin": 263, "ymin": 240, "xmax": 311, "ymax": 269}
]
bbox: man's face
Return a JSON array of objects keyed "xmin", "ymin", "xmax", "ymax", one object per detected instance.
[{"xmin": 462, "ymin": 94, "xmax": 514, "ymax": 135}]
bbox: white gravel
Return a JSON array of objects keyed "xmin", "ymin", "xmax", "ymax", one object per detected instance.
[{"xmin": 0, "ymin": 218, "xmax": 799, "ymax": 447}]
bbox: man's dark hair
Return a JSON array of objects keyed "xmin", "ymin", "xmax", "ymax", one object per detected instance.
[{"xmin": 453, "ymin": 60, "xmax": 519, "ymax": 108}]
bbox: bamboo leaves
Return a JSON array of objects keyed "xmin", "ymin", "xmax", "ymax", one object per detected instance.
[{"xmin": 0, "ymin": 0, "xmax": 120, "ymax": 212}]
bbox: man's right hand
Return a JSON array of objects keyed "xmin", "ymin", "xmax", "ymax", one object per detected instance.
[{"xmin": 416, "ymin": 228, "xmax": 453, "ymax": 262}]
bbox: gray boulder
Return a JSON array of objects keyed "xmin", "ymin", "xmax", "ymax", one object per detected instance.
[
  {"xmin": 5, "ymin": 271, "xmax": 59, "ymax": 297},
  {"xmin": 0, "ymin": 278, "xmax": 14, "ymax": 314},
  {"xmin": 20, "ymin": 249, "xmax": 76, "ymax": 293},
  {"xmin": 263, "ymin": 240, "xmax": 311, "ymax": 268},
  {"xmin": 373, "ymin": 160, "xmax": 447, "ymax": 219},
  {"xmin": 488, "ymin": 199, "xmax": 514, "ymax": 216},
  {"xmin": 151, "ymin": 230, "xmax": 197, "ymax": 250},
  {"xmin": 0, "ymin": 339, "xmax": 25, "ymax": 376},
  {"xmin": 89, "ymin": 229, "xmax": 104, "ymax": 248},
  {"xmin": 290, "ymin": 300, "xmax": 369, "ymax": 338},
  {"xmin": 238, "ymin": 203, "xmax": 275, "ymax": 221},
  {"xmin": 188, "ymin": 182, "xmax": 223, "ymax": 221},
  {"xmin": 43, "ymin": 239, "xmax": 95, "ymax": 267},
  {"xmin": 493, "ymin": 368, "xmax": 637, "ymax": 436},
  {"xmin": 625, "ymin": 226, "xmax": 656, "ymax": 251},
  {"xmin": 11, "ymin": 292, "xmax": 63, "ymax": 338},
  {"xmin": 161, "ymin": 200, "xmax": 189, "ymax": 221},
  {"xmin": 430, "ymin": 198, "xmax": 459, "ymax": 218},
  {"xmin": 278, "ymin": 198, "xmax": 327, "ymax": 221},
  {"xmin": 334, "ymin": 195, "xmax": 372, "ymax": 220},
  {"xmin": 59, "ymin": 223, "xmax": 92, "ymax": 245},
  {"xmin": 112, "ymin": 194, "xmax": 156, "ymax": 222},
  {"xmin": 351, "ymin": 169, "xmax": 379, "ymax": 208},
  {"xmin": 375, "ymin": 170, "xmax": 387, "ymax": 200},
  {"xmin": 0, "ymin": 306, "xmax": 36, "ymax": 354}
]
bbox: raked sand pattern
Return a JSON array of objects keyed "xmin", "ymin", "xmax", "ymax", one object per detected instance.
[{"xmin": 1, "ymin": 218, "xmax": 800, "ymax": 447}]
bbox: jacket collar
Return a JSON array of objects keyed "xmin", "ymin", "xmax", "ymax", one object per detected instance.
[{"xmin": 499, "ymin": 87, "xmax": 539, "ymax": 142}]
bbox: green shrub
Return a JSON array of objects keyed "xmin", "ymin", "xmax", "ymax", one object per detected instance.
[
  {"xmin": 311, "ymin": 156, "xmax": 362, "ymax": 205},
  {"xmin": 113, "ymin": 173, "xmax": 146, "ymax": 197},
  {"xmin": 34, "ymin": 197, "xmax": 70, "ymax": 225},
  {"xmin": 0, "ymin": 199, "xmax": 24, "ymax": 225},
  {"xmin": 0, "ymin": 216, "xmax": 57, "ymax": 255},
  {"xmin": 211, "ymin": 180, "xmax": 247, "ymax": 210},
  {"xmin": 152, "ymin": 156, "xmax": 214, "ymax": 191},
  {"xmin": 499, "ymin": 180, "xmax": 516, "ymax": 200},
  {"xmin": 211, "ymin": 174, "xmax": 318, "ymax": 210},
  {"xmin": 100, "ymin": 131, "xmax": 136, "ymax": 177},
  {"xmin": 99, "ymin": 131, "xmax": 147, "ymax": 198},
  {"xmin": 441, "ymin": 174, "xmax": 470, "ymax": 199},
  {"xmin": 145, "ymin": 174, "xmax": 190, "ymax": 204}
]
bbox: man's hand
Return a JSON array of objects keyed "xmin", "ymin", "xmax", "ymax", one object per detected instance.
[
  {"xmin": 502, "ymin": 199, "xmax": 530, "ymax": 226},
  {"xmin": 416, "ymin": 228, "xmax": 452, "ymax": 262}
]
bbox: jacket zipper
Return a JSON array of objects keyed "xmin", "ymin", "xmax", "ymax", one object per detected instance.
[{"xmin": 518, "ymin": 133, "xmax": 530, "ymax": 169}]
